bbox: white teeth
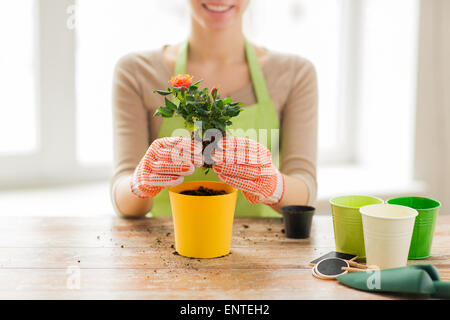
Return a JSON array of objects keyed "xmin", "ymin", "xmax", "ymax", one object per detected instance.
[{"xmin": 204, "ymin": 4, "xmax": 232, "ymax": 12}]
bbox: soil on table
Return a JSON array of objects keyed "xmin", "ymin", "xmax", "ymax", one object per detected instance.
[{"xmin": 180, "ymin": 186, "xmax": 227, "ymax": 196}]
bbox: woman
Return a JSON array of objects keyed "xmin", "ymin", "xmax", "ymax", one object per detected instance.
[{"xmin": 111, "ymin": 0, "xmax": 318, "ymax": 218}]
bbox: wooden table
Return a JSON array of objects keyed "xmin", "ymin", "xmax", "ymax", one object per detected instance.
[{"xmin": 0, "ymin": 215, "xmax": 448, "ymax": 299}]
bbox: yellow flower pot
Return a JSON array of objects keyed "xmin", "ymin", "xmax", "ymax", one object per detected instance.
[{"xmin": 168, "ymin": 181, "xmax": 238, "ymax": 258}]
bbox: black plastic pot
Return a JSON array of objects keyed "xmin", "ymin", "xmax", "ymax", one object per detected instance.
[{"xmin": 281, "ymin": 205, "xmax": 315, "ymax": 239}]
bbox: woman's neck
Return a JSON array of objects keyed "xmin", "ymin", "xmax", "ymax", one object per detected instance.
[{"xmin": 188, "ymin": 19, "xmax": 246, "ymax": 65}]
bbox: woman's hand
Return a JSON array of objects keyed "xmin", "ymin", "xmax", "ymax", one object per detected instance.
[
  {"xmin": 212, "ymin": 137, "xmax": 285, "ymax": 205},
  {"xmin": 131, "ymin": 137, "xmax": 202, "ymax": 198}
]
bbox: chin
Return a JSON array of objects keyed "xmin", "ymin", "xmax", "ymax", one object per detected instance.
[
  {"xmin": 191, "ymin": 0, "xmax": 247, "ymax": 30},
  {"xmin": 203, "ymin": 19, "xmax": 237, "ymax": 30}
]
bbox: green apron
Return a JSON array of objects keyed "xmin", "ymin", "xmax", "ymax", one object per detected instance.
[{"xmin": 150, "ymin": 40, "xmax": 280, "ymax": 217}]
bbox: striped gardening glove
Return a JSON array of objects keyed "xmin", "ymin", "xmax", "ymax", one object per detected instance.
[
  {"xmin": 131, "ymin": 137, "xmax": 202, "ymax": 198},
  {"xmin": 212, "ymin": 137, "xmax": 285, "ymax": 205}
]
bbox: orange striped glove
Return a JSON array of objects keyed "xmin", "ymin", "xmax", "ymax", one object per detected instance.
[
  {"xmin": 131, "ymin": 137, "xmax": 202, "ymax": 198},
  {"xmin": 212, "ymin": 137, "xmax": 285, "ymax": 205}
]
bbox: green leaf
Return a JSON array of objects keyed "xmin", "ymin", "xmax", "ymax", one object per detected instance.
[
  {"xmin": 153, "ymin": 90, "xmax": 172, "ymax": 96},
  {"xmin": 165, "ymin": 98, "xmax": 178, "ymax": 111},
  {"xmin": 225, "ymin": 106, "xmax": 241, "ymax": 117},
  {"xmin": 188, "ymin": 85, "xmax": 198, "ymax": 94},
  {"xmin": 212, "ymin": 120, "xmax": 226, "ymax": 132},
  {"xmin": 192, "ymin": 80, "xmax": 203, "ymax": 87},
  {"xmin": 197, "ymin": 108, "xmax": 210, "ymax": 116},
  {"xmin": 157, "ymin": 106, "xmax": 175, "ymax": 118},
  {"xmin": 223, "ymin": 97, "xmax": 232, "ymax": 105}
]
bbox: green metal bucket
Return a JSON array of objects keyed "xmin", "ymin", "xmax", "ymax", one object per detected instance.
[
  {"xmin": 387, "ymin": 197, "xmax": 441, "ymax": 259},
  {"xmin": 330, "ymin": 195, "xmax": 384, "ymax": 258}
]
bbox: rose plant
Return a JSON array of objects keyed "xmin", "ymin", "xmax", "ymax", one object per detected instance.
[{"xmin": 153, "ymin": 74, "xmax": 243, "ymax": 169}]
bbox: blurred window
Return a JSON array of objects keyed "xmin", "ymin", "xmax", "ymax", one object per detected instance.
[
  {"xmin": 76, "ymin": 0, "xmax": 190, "ymax": 164},
  {"xmin": 0, "ymin": 0, "xmax": 37, "ymax": 155}
]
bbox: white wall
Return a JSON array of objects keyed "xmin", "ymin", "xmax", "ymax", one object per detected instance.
[{"xmin": 414, "ymin": 0, "xmax": 450, "ymax": 214}]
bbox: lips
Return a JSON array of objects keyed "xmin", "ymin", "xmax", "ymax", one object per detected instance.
[{"xmin": 202, "ymin": 3, "xmax": 234, "ymax": 14}]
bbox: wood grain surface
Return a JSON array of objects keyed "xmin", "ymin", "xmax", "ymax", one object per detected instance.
[{"xmin": 0, "ymin": 215, "xmax": 448, "ymax": 299}]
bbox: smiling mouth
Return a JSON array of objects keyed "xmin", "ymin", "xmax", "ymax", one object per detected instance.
[{"xmin": 202, "ymin": 3, "xmax": 234, "ymax": 13}]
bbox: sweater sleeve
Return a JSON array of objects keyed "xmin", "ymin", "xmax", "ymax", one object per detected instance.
[
  {"xmin": 110, "ymin": 54, "xmax": 150, "ymax": 213},
  {"xmin": 279, "ymin": 58, "xmax": 318, "ymax": 204}
]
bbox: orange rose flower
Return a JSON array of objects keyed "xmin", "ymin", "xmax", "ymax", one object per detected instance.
[{"xmin": 169, "ymin": 74, "xmax": 193, "ymax": 88}]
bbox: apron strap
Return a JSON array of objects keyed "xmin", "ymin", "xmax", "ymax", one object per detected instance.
[
  {"xmin": 173, "ymin": 39, "xmax": 271, "ymax": 104},
  {"xmin": 245, "ymin": 39, "xmax": 271, "ymax": 104},
  {"xmin": 174, "ymin": 41, "xmax": 189, "ymax": 76}
]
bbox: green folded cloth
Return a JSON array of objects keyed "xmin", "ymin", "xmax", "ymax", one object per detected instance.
[{"xmin": 337, "ymin": 265, "xmax": 450, "ymax": 299}]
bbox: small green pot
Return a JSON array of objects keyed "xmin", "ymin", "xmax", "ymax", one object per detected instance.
[
  {"xmin": 387, "ymin": 196, "xmax": 441, "ymax": 259},
  {"xmin": 329, "ymin": 195, "xmax": 384, "ymax": 258}
]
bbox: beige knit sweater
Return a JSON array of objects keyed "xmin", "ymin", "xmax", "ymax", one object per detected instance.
[{"xmin": 111, "ymin": 46, "xmax": 318, "ymax": 206}]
